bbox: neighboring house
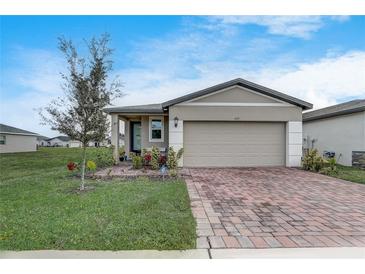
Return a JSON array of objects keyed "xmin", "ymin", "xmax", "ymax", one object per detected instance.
[
  {"xmin": 0, "ymin": 124, "xmax": 38, "ymax": 153},
  {"xmin": 69, "ymin": 140, "xmax": 106, "ymax": 148},
  {"xmin": 105, "ymin": 78, "xmax": 312, "ymax": 167},
  {"xmin": 106, "ymin": 133, "xmax": 125, "ymax": 148},
  {"xmin": 303, "ymin": 99, "xmax": 365, "ymax": 167},
  {"xmin": 69, "ymin": 140, "xmax": 82, "ymax": 148},
  {"xmin": 69, "ymin": 137, "xmax": 118, "ymax": 148},
  {"xmin": 87, "ymin": 139, "xmax": 114, "ymax": 147},
  {"xmin": 46, "ymin": 136, "xmax": 71, "ymax": 147},
  {"xmin": 37, "ymin": 135, "xmax": 49, "ymax": 147}
]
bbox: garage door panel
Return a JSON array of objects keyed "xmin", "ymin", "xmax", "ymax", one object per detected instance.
[
  {"xmin": 188, "ymin": 136, "xmax": 281, "ymax": 143},
  {"xmin": 184, "ymin": 121, "xmax": 285, "ymax": 167},
  {"xmin": 184, "ymin": 155, "xmax": 284, "ymax": 167},
  {"xmin": 185, "ymin": 144, "xmax": 284, "ymax": 154}
]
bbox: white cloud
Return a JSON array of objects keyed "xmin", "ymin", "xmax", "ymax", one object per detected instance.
[
  {"xmin": 211, "ymin": 16, "xmax": 349, "ymax": 39},
  {"xmin": 6, "ymin": 48, "xmax": 64, "ymax": 94},
  {"xmin": 114, "ymin": 50, "xmax": 365, "ymax": 111},
  {"xmin": 255, "ymin": 51, "xmax": 365, "ymax": 109},
  {"xmin": 0, "ymin": 92, "xmax": 55, "ymax": 136},
  {"xmin": 1, "ymin": 48, "xmax": 65, "ymax": 137}
]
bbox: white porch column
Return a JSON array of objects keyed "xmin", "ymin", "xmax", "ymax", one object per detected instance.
[
  {"xmin": 111, "ymin": 114, "xmax": 120, "ymax": 163},
  {"xmin": 286, "ymin": 121, "xmax": 302, "ymax": 167},
  {"xmin": 120, "ymin": 118, "xmax": 130, "ymax": 157},
  {"xmin": 169, "ymin": 117, "xmax": 184, "ymax": 167}
]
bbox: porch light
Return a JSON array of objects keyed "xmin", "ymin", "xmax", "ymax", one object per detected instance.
[{"xmin": 174, "ymin": 116, "xmax": 179, "ymax": 128}]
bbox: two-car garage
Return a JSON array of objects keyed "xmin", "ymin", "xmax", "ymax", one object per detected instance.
[{"xmin": 183, "ymin": 121, "xmax": 286, "ymax": 167}]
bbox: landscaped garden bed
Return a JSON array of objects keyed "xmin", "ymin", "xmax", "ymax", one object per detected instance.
[{"xmin": 94, "ymin": 164, "xmax": 191, "ymax": 180}]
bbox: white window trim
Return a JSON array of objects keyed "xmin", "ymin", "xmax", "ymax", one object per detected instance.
[{"xmin": 149, "ymin": 116, "xmax": 164, "ymax": 143}]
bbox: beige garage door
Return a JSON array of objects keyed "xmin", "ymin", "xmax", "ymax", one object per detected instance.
[{"xmin": 183, "ymin": 121, "xmax": 285, "ymax": 167}]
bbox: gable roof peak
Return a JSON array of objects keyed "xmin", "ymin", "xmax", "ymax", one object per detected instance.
[{"xmin": 162, "ymin": 78, "xmax": 312, "ymax": 110}]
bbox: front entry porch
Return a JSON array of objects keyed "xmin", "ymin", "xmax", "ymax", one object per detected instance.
[{"xmin": 111, "ymin": 113, "xmax": 169, "ymax": 162}]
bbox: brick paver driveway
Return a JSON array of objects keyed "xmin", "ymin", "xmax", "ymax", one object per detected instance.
[{"xmin": 184, "ymin": 167, "xmax": 365, "ymax": 249}]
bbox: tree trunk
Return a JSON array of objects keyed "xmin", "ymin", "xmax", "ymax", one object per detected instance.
[{"xmin": 80, "ymin": 145, "xmax": 87, "ymax": 190}]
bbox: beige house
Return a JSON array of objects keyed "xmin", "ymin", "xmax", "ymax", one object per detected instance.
[
  {"xmin": 105, "ymin": 78, "xmax": 312, "ymax": 167},
  {"xmin": 0, "ymin": 124, "xmax": 38, "ymax": 153},
  {"xmin": 303, "ymin": 99, "xmax": 365, "ymax": 167}
]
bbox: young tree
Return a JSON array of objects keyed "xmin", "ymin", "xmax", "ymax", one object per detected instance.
[{"xmin": 40, "ymin": 34, "xmax": 123, "ymax": 190}]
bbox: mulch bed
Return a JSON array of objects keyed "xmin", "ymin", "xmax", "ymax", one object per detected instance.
[{"xmin": 93, "ymin": 164, "xmax": 191, "ymax": 180}]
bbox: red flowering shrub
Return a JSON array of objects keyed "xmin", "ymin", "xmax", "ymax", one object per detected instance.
[
  {"xmin": 159, "ymin": 155, "xmax": 166, "ymax": 165},
  {"xmin": 144, "ymin": 152, "xmax": 152, "ymax": 163},
  {"xmin": 67, "ymin": 161, "xmax": 77, "ymax": 171}
]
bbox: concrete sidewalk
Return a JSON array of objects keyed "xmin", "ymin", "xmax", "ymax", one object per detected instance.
[
  {"xmin": 1, "ymin": 247, "xmax": 364, "ymax": 259},
  {"xmin": 210, "ymin": 247, "xmax": 365, "ymax": 259}
]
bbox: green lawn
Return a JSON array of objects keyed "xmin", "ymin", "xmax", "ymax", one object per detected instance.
[
  {"xmin": 330, "ymin": 165, "xmax": 365, "ymax": 184},
  {"xmin": 0, "ymin": 148, "xmax": 196, "ymax": 250}
]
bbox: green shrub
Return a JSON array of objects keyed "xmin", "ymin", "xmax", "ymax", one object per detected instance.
[
  {"xmin": 91, "ymin": 147, "xmax": 114, "ymax": 167},
  {"xmin": 151, "ymin": 146, "xmax": 160, "ymax": 170},
  {"xmin": 167, "ymin": 147, "xmax": 184, "ymax": 176},
  {"xmin": 320, "ymin": 157, "xmax": 338, "ymax": 175},
  {"xmin": 87, "ymin": 147, "xmax": 114, "ymax": 167},
  {"xmin": 302, "ymin": 149, "xmax": 324, "ymax": 172},
  {"xmin": 130, "ymin": 152, "xmax": 143, "ymax": 169},
  {"xmin": 327, "ymin": 157, "xmax": 337, "ymax": 171},
  {"xmin": 319, "ymin": 167, "xmax": 338, "ymax": 176},
  {"xmin": 169, "ymin": 168, "xmax": 177, "ymax": 177}
]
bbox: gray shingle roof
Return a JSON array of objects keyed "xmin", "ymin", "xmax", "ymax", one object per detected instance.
[
  {"xmin": 0, "ymin": 124, "xmax": 38, "ymax": 136},
  {"xmin": 303, "ymin": 99, "xmax": 365, "ymax": 122},
  {"xmin": 104, "ymin": 104, "xmax": 164, "ymax": 114},
  {"xmin": 37, "ymin": 135, "xmax": 50, "ymax": 141},
  {"xmin": 104, "ymin": 78, "xmax": 312, "ymax": 114}
]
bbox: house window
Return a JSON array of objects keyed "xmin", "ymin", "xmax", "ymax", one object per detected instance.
[
  {"xmin": 149, "ymin": 117, "xmax": 164, "ymax": 142},
  {"xmin": 0, "ymin": 135, "xmax": 6, "ymax": 145}
]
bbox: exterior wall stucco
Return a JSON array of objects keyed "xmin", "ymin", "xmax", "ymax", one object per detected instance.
[
  {"xmin": 193, "ymin": 86, "xmax": 279, "ymax": 103},
  {"xmin": 169, "ymin": 105, "xmax": 302, "ymax": 122},
  {"xmin": 0, "ymin": 134, "xmax": 37, "ymax": 153},
  {"xmin": 303, "ymin": 111, "xmax": 365, "ymax": 166},
  {"xmin": 168, "ymin": 116, "xmax": 184, "ymax": 167}
]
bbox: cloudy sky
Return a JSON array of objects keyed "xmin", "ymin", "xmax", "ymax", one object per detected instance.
[{"xmin": 1, "ymin": 16, "xmax": 364, "ymax": 137}]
